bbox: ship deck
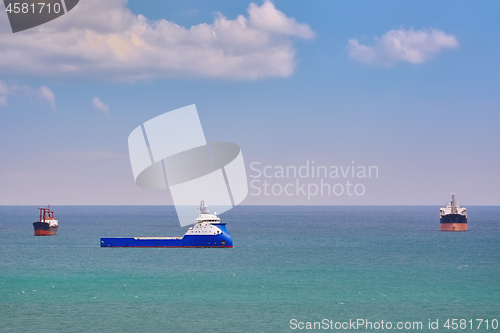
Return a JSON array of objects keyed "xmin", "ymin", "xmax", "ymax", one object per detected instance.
[{"xmin": 133, "ymin": 237, "xmax": 183, "ymax": 240}]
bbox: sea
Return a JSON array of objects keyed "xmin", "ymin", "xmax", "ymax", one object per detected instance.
[{"xmin": 0, "ymin": 206, "xmax": 498, "ymax": 333}]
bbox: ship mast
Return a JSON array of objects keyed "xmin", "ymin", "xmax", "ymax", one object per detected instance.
[
  {"xmin": 38, "ymin": 205, "xmax": 55, "ymax": 222},
  {"xmin": 451, "ymin": 193, "xmax": 457, "ymax": 214},
  {"xmin": 199, "ymin": 200, "xmax": 209, "ymax": 214}
]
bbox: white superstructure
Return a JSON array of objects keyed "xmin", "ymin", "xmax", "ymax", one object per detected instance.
[
  {"xmin": 440, "ymin": 193, "xmax": 467, "ymax": 217},
  {"xmin": 185, "ymin": 201, "xmax": 224, "ymax": 236},
  {"xmin": 45, "ymin": 218, "xmax": 59, "ymax": 228}
]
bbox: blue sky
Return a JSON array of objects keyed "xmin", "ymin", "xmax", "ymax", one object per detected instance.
[{"xmin": 0, "ymin": 0, "xmax": 498, "ymax": 205}]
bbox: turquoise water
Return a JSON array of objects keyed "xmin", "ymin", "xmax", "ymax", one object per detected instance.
[{"xmin": 0, "ymin": 206, "xmax": 499, "ymax": 332}]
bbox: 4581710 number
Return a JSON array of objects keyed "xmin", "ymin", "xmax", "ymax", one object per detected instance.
[
  {"xmin": 444, "ymin": 319, "xmax": 499, "ymax": 330},
  {"xmin": 5, "ymin": 2, "xmax": 62, "ymax": 14}
]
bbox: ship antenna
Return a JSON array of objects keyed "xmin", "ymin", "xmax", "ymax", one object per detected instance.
[
  {"xmin": 199, "ymin": 200, "xmax": 209, "ymax": 214},
  {"xmin": 450, "ymin": 191, "xmax": 457, "ymax": 214}
]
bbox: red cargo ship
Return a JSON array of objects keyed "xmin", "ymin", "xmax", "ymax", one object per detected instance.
[
  {"xmin": 33, "ymin": 206, "xmax": 58, "ymax": 236},
  {"xmin": 439, "ymin": 194, "xmax": 467, "ymax": 231}
]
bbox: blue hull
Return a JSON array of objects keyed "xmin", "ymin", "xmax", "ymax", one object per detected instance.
[{"xmin": 100, "ymin": 225, "xmax": 233, "ymax": 248}]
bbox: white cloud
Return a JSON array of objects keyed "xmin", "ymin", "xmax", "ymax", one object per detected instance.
[
  {"xmin": 39, "ymin": 86, "xmax": 56, "ymax": 110},
  {"xmin": 0, "ymin": 80, "xmax": 56, "ymax": 109},
  {"xmin": 247, "ymin": 1, "xmax": 314, "ymax": 39},
  {"xmin": 0, "ymin": 81, "xmax": 9, "ymax": 95},
  {"xmin": 0, "ymin": 0, "xmax": 314, "ymax": 81},
  {"xmin": 348, "ymin": 28, "xmax": 459, "ymax": 66},
  {"xmin": 92, "ymin": 97, "xmax": 110, "ymax": 113}
]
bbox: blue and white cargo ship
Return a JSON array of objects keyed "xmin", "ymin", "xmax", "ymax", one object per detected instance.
[{"xmin": 100, "ymin": 201, "xmax": 233, "ymax": 248}]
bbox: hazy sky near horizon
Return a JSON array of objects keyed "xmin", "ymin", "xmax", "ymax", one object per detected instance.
[{"xmin": 0, "ymin": 0, "xmax": 499, "ymax": 205}]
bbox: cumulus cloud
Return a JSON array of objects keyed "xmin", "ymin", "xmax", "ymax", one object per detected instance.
[
  {"xmin": 348, "ymin": 28, "xmax": 458, "ymax": 66},
  {"xmin": 39, "ymin": 86, "xmax": 56, "ymax": 109},
  {"xmin": 92, "ymin": 97, "xmax": 110, "ymax": 113},
  {"xmin": 0, "ymin": 80, "xmax": 56, "ymax": 109},
  {"xmin": 0, "ymin": 0, "xmax": 314, "ymax": 81}
]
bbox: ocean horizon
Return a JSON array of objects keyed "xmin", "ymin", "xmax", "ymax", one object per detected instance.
[{"xmin": 1, "ymin": 205, "xmax": 498, "ymax": 332}]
